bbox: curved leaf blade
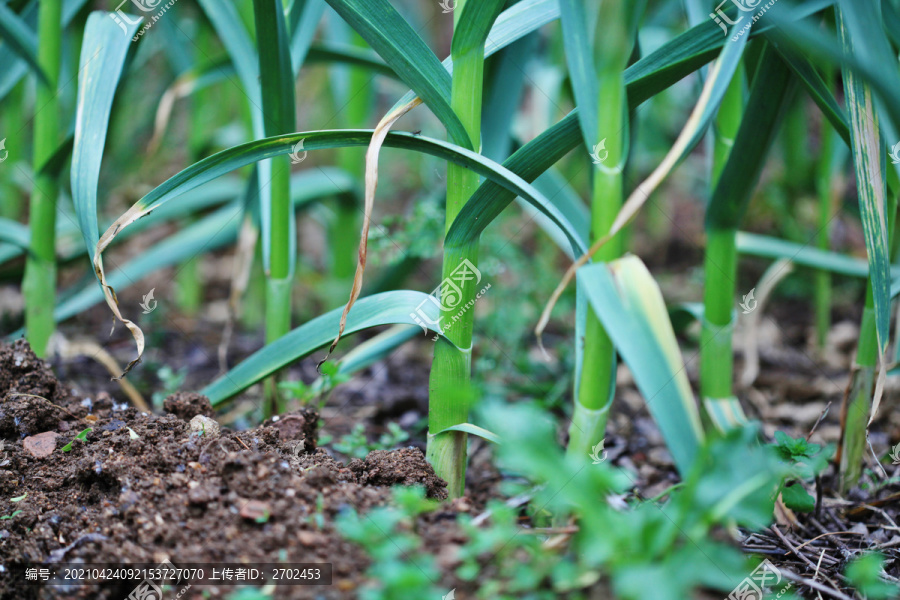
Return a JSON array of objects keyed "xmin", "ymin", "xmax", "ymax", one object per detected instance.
[
  {"xmin": 434, "ymin": 423, "xmax": 501, "ymax": 445},
  {"xmin": 577, "ymin": 256, "xmax": 704, "ymax": 475},
  {"xmin": 202, "ymin": 291, "xmax": 457, "ymax": 404},
  {"xmin": 322, "ymin": 0, "xmax": 470, "ymax": 147},
  {"xmin": 71, "ymin": 11, "xmax": 141, "ymax": 260},
  {"xmin": 102, "ymin": 130, "xmax": 588, "ymax": 259}
]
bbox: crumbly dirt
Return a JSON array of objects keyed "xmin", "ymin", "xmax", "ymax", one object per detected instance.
[
  {"xmin": 162, "ymin": 392, "xmax": 216, "ymax": 421},
  {"xmin": 3, "ymin": 313, "xmax": 900, "ymax": 600},
  {"xmin": 0, "ymin": 340, "xmax": 458, "ymax": 600}
]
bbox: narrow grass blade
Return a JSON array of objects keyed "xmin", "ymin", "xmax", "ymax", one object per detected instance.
[
  {"xmin": 289, "ymin": 0, "xmax": 326, "ymax": 72},
  {"xmin": 433, "ymin": 424, "xmax": 500, "ymax": 445},
  {"xmin": 69, "ymin": 12, "xmax": 140, "ymax": 374},
  {"xmin": 0, "ymin": 218, "xmax": 30, "ymax": 250},
  {"xmin": 71, "ymin": 12, "xmax": 140, "ymax": 259},
  {"xmin": 195, "ymin": 0, "xmax": 261, "ymax": 110},
  {"xmin": 0, "ymin": 2, "xmax": 50, "ymax": 86},
  {"xmin": 256, "ymin": 0, "xmax": 297, "ymax": 137},
  {"xmin": 705, "ymin": 48, "xmax": 796, "ymax": 230},
  {"xmin": 309, "ymin": 325, "xmax": 420, "ymax": 394},
  {"xmin": 46, "ymin": 170, "xmax": 355, "ymax": 330},
  {"xmin": 305, "ymin": 42, "xmax": 395, "ymax": 78},
  {"xmin": 323, "ymin": 0, "xmax": 469, "ymax": 148},
  {"xmin": 835, "ymin": 4, "xmax": 896, "ymax": 481},
  {"xmin": 736, "ymin": 232, "xmax": 880, "ymax": 278},
  {"xmin": 202, "ymin": 291, "xmax": 458, "ymax": 404},
  {"xmin": 0, "ymin": 0, "xmax": 89, "ymax": 100},
  {"xmin": 525, "ymin": 169, "xmax": 590, "ymax": 257},
  {"xmin": 839, "ymin": 8, "xmax": 891, "ymax": 365},
  {"xmin": 740, "ymin": 259, "xmax": 794, "ymax": 387},
  {"xmin": 148, "ymin": 59, "xmax": 235, "ymax": 153},
  {"xmin": 770, "ymin": 34, "xmax": 849, "ymax": 146},
  {"xmin": 389, "ymin": 0, "xmax": 560, "ymax": 112},
  {"xmin": 98, "ymin": 130, "xmax": 587, "ymax": 260}
]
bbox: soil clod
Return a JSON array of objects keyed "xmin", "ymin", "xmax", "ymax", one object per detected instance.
[
  {"xmin": 349, "ymin": 447, "xmax": 448, "ymax": 500},
  {"xmin": 163, "ymin": 392, "xmax": 215, "ymax": 421}
]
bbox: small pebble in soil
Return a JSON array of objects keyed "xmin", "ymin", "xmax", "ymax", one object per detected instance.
[
  {"xmin": 189, "ymin": 415, "xmax": 220, "ymax": 438},
  {"xmin": 23, "ymin": 431, "xmax": 58, "ymax": 458},
  {"xmin": 239, "ymin": 500, "xmax": 272, "ymax": 523}
]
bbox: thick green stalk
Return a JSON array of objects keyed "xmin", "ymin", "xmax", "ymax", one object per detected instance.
[
  {"xmin": 427, "ymin": 0, "xmax": 487, "ymax": 498},
  {"xmin": 700, "ymin": 63, "xmax": 745, "ymax": 429},
  {"xmin": 712, "ymin": 63, "xmax": 743, "ymax": 187},
  {"xmin": 839, "ymin": 288, "xmax": 876, "ymax": 492},
  {"xmin": 814, "ymin": 120, "xmax": 835, "ymax": 350},
  {"xmin": 840, "ymin": 181, "xmax": 897, "ymax": 491},
  {"xmin": 782, "ymin": 99, "xmax": 810, "ymax": 194},
  {"xmin": 701, "ymin": 45, "xmax": 797, "ymax": 430},
  {"xmin": 1, "ymin": 82, "xmax": 25, "ymax": 219},
  {"xmin": 175, "ymin": 258, "xmax": 202, "ymax": 315},
  {"xmin": 264, "ymin": 160, "xmax": 293, "ymax": 415},
  {"xmin": 22, "ymin": 0, "xmax": 62, "ymax": 357},
  {"xmin": 566, "ymin": 0, "xmax": 629, "ymax": 463},
  {"xmin": 701, "ymin": 228, "xmax": 738, "ymax": 405},
  {"xmin": 175, "ymin": 29, "xmax": 218, "ymax": 318},
  {"xmin": 333, "ymin": 32, "xmax": 370, "ymax": 281},
  {"xmin": 254, "ymin": 0, "xmax": 297, "ymax": 416}
]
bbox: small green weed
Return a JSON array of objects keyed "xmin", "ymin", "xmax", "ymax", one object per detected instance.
[
  {"xmin": 771, "ymin": 431, "xmax": 832, "ymax": 513},
  {"xmin": 61, "ymin": 428, "xmax": 92, "ymax": 452},
  {"xmin": 332, "ymin": 422, "xmax": 409, "ymax": 459}
]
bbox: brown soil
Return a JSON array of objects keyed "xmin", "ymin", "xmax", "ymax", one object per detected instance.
[
  {"xmin": 0, "ymin": 339, "xmax": 456, "ymax": 600},
  {"xmin": 3, "ymin": 310, "xmax": 900, "ymax": 600}
]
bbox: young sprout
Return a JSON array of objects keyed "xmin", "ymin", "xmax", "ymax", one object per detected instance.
[{"xmin": 61, "ymin": 428, "xmax": 92, "ymax": 452}]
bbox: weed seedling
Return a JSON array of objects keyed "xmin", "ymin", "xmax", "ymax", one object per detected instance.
[
  {"xmin": 844, "ymin": 553, "xmax": 899, "ymax": 599},
  {"xmin": 337, "ymin": 487, "xmax": 441, "ymax": 600},
  {"xmin": 61, "ymin": 428, "xmax": 92, "ymax": 452},
  {"xmin": 771, "ymin": 431, "xmax": 832, "ymax": 513},
  {"xmin": 332, "ymin": 422, "xmax": 409, "ymax": 459},
  {"xmin": 151, "ymin": 365, "xmax": 188, "ymax": 408}
]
